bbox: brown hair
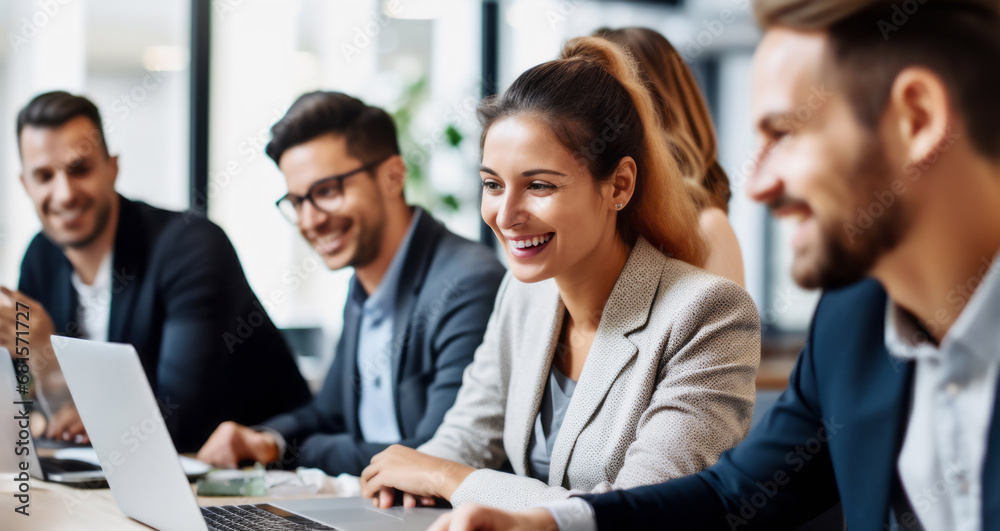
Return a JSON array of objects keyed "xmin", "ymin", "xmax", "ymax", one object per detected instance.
[
  {"xmin": 17, "ymin": 91, "xmax": 108, "ymax": 158},
  {"xmin": 478, "ymin": 37, "xmax": 707, "ymax": 266},
  {"xmin": 595, "ymin": 27, "xmax": 731, "ymax": 213},
  {"xmin": 266, "ymin": 91, "xmax": 399, "ymax": 165},
  {"xmin": 754, "ymin": 0, "xmax": 1000, "ymax": 160}
]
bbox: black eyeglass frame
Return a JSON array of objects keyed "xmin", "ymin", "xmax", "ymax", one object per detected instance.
[{"xmin": 274, "ymin": 155, "xmax": 392, "ymax": 222}]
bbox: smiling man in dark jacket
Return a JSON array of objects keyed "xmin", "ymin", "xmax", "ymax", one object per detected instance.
[{"xmin": 0, "ymin": 91, "xmax": 311, "ymax": 452}]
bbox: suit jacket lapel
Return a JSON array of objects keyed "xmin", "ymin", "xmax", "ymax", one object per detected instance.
[
  {"xmin": 874, "ymin": 353, "xmax": 914, "ymax": 526},
  {"xmin": 107, "ymin": 197, "xmax": 145, "ymax": 342},
  {"xmin": 507, "ymin": 280, "xmax": 564, "ymax": 477},
  {"xmin": 389, "ymin": 209, "xmax": 440, "ymax": 392},
  {"xmin": 53, "ymin": 258, "xmax": 79, "ymax": 338},
  {"xmin": 548, "ymin": 238, "xmax": 661, "ymax": 486},
  {"xmin": 342, "ymin": 283, "xmax": 364, "ymax": 435},
  {"xmin": 843, "ymin": 327, "xmax": 913, "ymax": 529},
  {"xmin": 982, "ymin": 369, "xmax": 1000, "ymax": 527}
]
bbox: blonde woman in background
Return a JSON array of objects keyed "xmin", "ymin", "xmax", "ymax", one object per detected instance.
[{"xmin": 596, "ymin": 27, "xmax": 746, "ymax": 286}]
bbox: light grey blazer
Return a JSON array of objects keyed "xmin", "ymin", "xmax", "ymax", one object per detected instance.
[{"xmin": 418, "ymin": 237, "xmax": 761, "ymax": 510}]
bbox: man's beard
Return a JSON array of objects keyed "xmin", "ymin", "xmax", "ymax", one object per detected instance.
[
  {"xmin": 794, "ymin": 140, "xmax": 911, "ymax": 291},
  {"xmin": 347, "ymin": 213, "xmax": 385, "ymax": 270},
  {"xmin": 56, "ymin": 200, "xmax": 113, "ymax": 250}
]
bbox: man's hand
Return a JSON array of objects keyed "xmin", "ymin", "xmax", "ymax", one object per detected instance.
[
  {"xmin": 0, "ymin": 286, "xmax": 58, "ymax": 375},
  {"xmin": 197, "ymin": 421, "xmax": 280, "ymax": 468},
  {"xmin": 45, "ymin": 402, "xmax": 90, "ymax": 443},
  {"xmin": 428, "ymin": 505, "xmax": 559, "ymax": 531}
]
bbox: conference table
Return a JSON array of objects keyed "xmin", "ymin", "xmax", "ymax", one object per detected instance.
[
  {"xmin": 14, "ymin": 478, "xmax": 341, "ymax": 530},
  {"xmin": 10, "ymin": 450, "xmax": 345, "ymax": 531}
]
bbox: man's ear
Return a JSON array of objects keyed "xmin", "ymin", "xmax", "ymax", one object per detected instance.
[
  {"xmin": 109, "ymin": 155, "xmax": 120, "ymax": 186},
  {"xmin": 381, "ymin": 154, "xmax": 407, "ymax": 198},
  {"xmin": 887, "ymin": 67, "xmax": 954, "ymax": 169}
]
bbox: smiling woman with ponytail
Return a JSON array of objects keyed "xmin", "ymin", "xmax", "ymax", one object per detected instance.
[{"xmin": 360, "ymin": 37, "xmax": 761, "ymax": 511}]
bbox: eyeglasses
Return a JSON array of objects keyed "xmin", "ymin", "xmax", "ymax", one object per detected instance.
[{"xmin": 275, "ymin": 156, "xmax": 390, "ymax": 224}]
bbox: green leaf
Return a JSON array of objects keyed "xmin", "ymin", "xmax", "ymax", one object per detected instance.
[
  {"xmin": 440, "ymin": 194, "xmax": 460, "ymax": 211},
  {"xmin": 444, "ymin": 124, "xmax": 463, "ymax": 147}
]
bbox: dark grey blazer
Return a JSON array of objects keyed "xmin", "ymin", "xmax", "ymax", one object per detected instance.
[{"xmin": 263, "ymin": 208, "xmax": 506, "ymax": 475}]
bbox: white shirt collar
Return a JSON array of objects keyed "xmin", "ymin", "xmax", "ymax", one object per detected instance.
[{"xmin": 70, "ymin": 251, "xmax": 114, "ymax": 295}]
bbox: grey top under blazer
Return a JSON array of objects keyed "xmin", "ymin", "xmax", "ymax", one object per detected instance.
[{"xmin": 418, "ymin": 237, "xmax": 761, "ymax": 510}]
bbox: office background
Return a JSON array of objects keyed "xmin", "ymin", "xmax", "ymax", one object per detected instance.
[{"xmin": 0, "ymin": 0, "xmax": 818, "ymax": 383}]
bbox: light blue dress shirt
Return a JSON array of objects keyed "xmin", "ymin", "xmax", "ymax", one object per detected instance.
[
  {"xmin": 354, "ymin": 209, "xmax": 421, "ymax": 444},
  {"xmin": 543, "ymin": 253, "xmax": 1000, "ymax": 531},
  {"xmin": 886, "ymin": 253, "xmax": 1000, "ymax": 531}
]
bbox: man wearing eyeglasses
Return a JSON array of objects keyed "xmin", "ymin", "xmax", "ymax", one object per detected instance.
[
  {"xmin": 197, "ymin": 91, "xmax": 506, "ymax": 476},
  {"xmin": 0, "ymin": 91, "xmax": 311, "ymax": 452}
]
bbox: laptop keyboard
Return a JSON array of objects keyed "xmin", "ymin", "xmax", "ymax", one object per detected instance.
[{"xmin": 202, "ymin": 504, "xmax": 336, "ymax": 530}]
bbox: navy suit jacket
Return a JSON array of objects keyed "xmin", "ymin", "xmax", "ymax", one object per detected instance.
[
  {"xmin": 582, "ymin": 278, "xmax": 1000, "ymax": 530},
  {"xmin": 262, "ymin": 210, "xmax": 506, "ymax": 476},
  {"xmin": 18, "ymin": 196, "xmax": 311, "ymax": 452}
]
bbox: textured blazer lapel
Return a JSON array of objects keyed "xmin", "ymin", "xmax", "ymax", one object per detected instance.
[
  {"xmin": 548, "ymin": 238, "xmax": 662, "ymax": 486},
  {"xmin": 506, "ymin": 279, "xmax": 563, "ymax": 477}
]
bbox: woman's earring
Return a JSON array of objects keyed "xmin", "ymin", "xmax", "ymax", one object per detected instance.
[{"xmin": 615, "ymin": 203, "xmax": 624, "ymax": 210}]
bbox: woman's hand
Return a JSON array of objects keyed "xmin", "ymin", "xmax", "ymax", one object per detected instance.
[
  {"xmin": 428, "ymin": 505, "xmax": 559, "ymax": 531},
  {"xmin": 360, "ymin": 445, "xmax": 475, "ymax": 509}
]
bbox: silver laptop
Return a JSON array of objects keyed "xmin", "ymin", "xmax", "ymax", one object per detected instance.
[
  {"xmin": 1, "ymin": 348, "xmax": 44, "ymax": 483},
  {"xmin": 50, "ymin": 336, "xmax": 448, "ymax": 531},
  {"xmin": 0, "ymin": 347, "xmax": 112, "ymax": 487},
  {"xmin": 1, "ymin": 347, "xmax": 205, "ymax": 488}
]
